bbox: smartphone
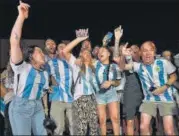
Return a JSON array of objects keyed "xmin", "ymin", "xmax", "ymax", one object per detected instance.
[{"xmin": 106, "ymin": 32, "xmax": 113, "ymax": 41}]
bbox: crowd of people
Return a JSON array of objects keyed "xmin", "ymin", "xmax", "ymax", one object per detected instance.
[{"xmin": 0, "ymin": 1, "xmax": 179, "ymax": 136}]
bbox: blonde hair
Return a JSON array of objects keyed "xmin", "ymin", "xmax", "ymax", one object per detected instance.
[
  {"xmin": 140, "ymin": 41, "xmax": 156, "ymax": 53},
  {"xmin": 162, "ymin": 50, "xmax": 171, "ymax": 57}
]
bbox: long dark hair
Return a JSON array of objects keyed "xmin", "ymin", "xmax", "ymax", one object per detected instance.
[
  {"xmin": 99, "ymin": 46, "xmax": 114, "ymax": 81},
  {"xmin": 100, "ymin": 46, "xmax": 114, "ymax": 63},
  {"xmin": 23, "ymin": 45, "xmax": 40, "ymax": 63}
]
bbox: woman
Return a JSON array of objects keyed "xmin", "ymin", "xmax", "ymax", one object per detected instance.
[
  {"xmin": 8, "ymin": 2, "xmax": 49, "ymax": 135},
  {"xmin": 63, "ymin": 29, "xmax": 100, "ymax": 135},
  {"xmin": 95, "ymin": 46, "xmax": 121, "ymax": 135}
]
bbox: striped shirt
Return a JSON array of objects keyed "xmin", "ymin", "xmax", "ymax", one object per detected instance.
[
  {"xmin": 47, "ymin": 58, "xmax": 73, "ymax": 102},
  {"xmin": 69, "ymin": 55, "xmax": 99, "ymax": 100},
  {"xmin": 94, "ymin": 60, "xmax": 121, "ymax": 92},
  {"xmin": 10, "ymin": 60, "xmax": 49, "ymax": 100},
  {"xmin": 133, "ymin": 58, "xmax": 177, "ymax": 102},
  {"xmin": 0, "ymin": 97, "xmax": 5, "ymax": 116}
]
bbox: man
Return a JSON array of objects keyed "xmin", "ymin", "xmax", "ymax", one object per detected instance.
[
  {"xmin": 162, "ymin": 50, "xmax": 179, "ymax": 134},
  {"xmin": 47, "ymin": 42, "xmax": 74, "ymax": 135},
  {"xmin": 45, "ymin": 38, "xmax": 57, "ymax": 62},
  {"xmin": 44, "ymin": 38, "xmax": 57, "ymax": 118},
  {"xmin": 122, "ymin": 41, "xmax": 178, "ymax": 135}
]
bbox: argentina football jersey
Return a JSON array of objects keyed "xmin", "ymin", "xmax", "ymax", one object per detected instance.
[
  {"xmin": 10, "ymin": 61, "xmax": 49, "ymax": 100},
  {"xmin": 47, "ymin": 58, "xmax": 74, "ymax": 102},
  {"xmin": 133, "ymin": 58, "xmax": 177, "ymax": 102},
  {"xmin": 0, "ymin": 97, "xmax": 5, "ymax": 116},
  {"xmin": 94, "ymin": 60, "xmax": 121, "ymax": 91},
  {"xmin": 69, "ymin": 55, "xmax": 99, "ymax": 100}
]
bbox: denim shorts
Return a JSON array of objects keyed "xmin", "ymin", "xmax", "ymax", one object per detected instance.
[{"xmin": 95, "ymin": 89, "xmax": 118, "ymax": 105}]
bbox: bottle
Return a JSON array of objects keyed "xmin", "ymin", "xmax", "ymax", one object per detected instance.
[{"xmin": 125, "ymin": 55, "xmax": 133, "ymax": 73}]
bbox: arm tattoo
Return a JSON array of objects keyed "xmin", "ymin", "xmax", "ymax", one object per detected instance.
[
  {"xmin": 113, "ymin": 39, "xmax": 120, "ymax": 57},
  {"xmin": 14, "ymin": 32, "xmax": 19, "ymax": 40}
]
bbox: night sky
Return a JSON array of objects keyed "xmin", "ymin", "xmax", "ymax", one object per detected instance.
[{"xmin": 1, "ymin": 0, "xmax": 179, "ymax": 54}]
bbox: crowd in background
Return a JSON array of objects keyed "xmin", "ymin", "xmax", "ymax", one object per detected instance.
[{"xmin": 0, "ymin": 1, "xmax": 179, "ymax": 136}]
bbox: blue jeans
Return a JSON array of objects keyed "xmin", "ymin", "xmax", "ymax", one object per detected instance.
[{"xmin": 9, "ymin": 96, "xmax": 47, "ymax": 135}]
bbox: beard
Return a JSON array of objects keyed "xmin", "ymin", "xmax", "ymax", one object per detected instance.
[{"xmin": 46, "ymin": 47, "xmax": 56, "ymax": 54}]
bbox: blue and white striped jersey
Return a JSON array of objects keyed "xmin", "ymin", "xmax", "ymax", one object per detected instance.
[
  {"xmin": 10, "ymin": 60, "xmax": 49, "ymax": 100},
  {"xmin": 133, "ymin": 58, "xmax": 177, "ymax": 102},
  {"xmin": 94, "ymin": 60, "xmax": 121, "ymax": 92},
  {"xmin": 0, "ymin": 97, "xmax": 5, "ymax": 116},
  {"xmin": 69, "ymin": 55, "xmax": 100, "ymax": 100},
  {"xmin": 47, "ymin": 58, "xmax": 73, "ymax": 102}
]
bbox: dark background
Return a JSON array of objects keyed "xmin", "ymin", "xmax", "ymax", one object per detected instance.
[{"xmin": 0, "ymin": 0, "xmax": 179, "ymax": 54}]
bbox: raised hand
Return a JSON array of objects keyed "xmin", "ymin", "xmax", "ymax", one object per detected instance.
[
  {"xmin": 114, "ymin": 25, "xmax": 123, "ymax": 40},
  {"xmin": 18, "ymin": 1, "xmax": 30, "ymax": 19},
  {"xmin": 76, "ymin": 28, "xmax": 89, "ymax": 42},
  {"xmin": 121, "ymin": 42, "xmax": 131, "ymax": 56},
  {"xmin": 113, "ymin": 57, "xmax": 121, "ymax": 64}
]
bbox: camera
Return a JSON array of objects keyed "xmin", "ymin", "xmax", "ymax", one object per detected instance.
[{"xmin": 43, "ymin": 117, "xmax": 57, "ymax": 132}]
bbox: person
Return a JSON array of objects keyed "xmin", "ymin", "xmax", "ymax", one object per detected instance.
[
  {"xmin": 43, "ymin": 38, "xmax": 57, "ymax": 119},
  {"xmin": 118, "ymin": 44, "xmax": 143, "ymax": 135},
  {"xmin": 92, "ymin": 45, "xmax": 100, "ymax": 59},
  {"xmin": 8, "ymin": 1, "xmax": 49, "ymax": 135},
  {"xmin": 47, "ymin": 42, "xmax": 74, "ymax": 135},
  {"xmin": 0, "ymin": 82, "xmax": 6, "ymax": 136},
  {"xmin": 174, "ymin": 53, "xmax": 179, "ymax": 89},
  {"xmin": 162, "ymin": 50, "xmax": 172, "ymax": 61},
  {"xmin": 174, "ymin": 53, "xmax": 179, "ymax": 76},
  {"xmin": 1, "ymin": 62, "xmax": 14, "ymax": 136},
  {"xmin": 122, "ymin": 41, "xmax": 178, "ymax": 135},
  {"xmin": 162, "ymin": 50, "xmax": 179, "ymax": 103},
  {"xmin": 45, "ymin": 38, "xmax": 57, "ymax": 62},
  {"xmin": 162, "ymin": 50, "xmax": 179, "ymax": 134},
  {"xmin": 95, "ymin": 46, "xmax": 121, "ymax": 135},
  {"xmin": 94, "ymin": 26, "xmax": 123, "ymax": 135},
  {"xmin": 81, "ymin": 39, "xmax": 92, "ymax": 52},
  {"xmin": 63, "ymin": 29, "xmax": 100, "ymax": 135}
]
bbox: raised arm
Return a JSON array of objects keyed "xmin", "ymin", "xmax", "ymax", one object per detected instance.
[
  {"xmin": 10, "ymin": 1, "xmax": 30, "ymax": 64},
  {"xmin": 114, "ymin": 43, "xmax": 132, "ymax": 70},
  {"xmin": 113, "ymin": 25, "xmax": 123, "ymax": 58},
  {"xmin": 63, "ymin": 29, "xmax": 89, "ymax": 60}
]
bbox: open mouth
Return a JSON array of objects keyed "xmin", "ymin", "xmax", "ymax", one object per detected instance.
[{"xmin": 146, "ymin": 56, "xmax": 151, "ymax": 59}]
